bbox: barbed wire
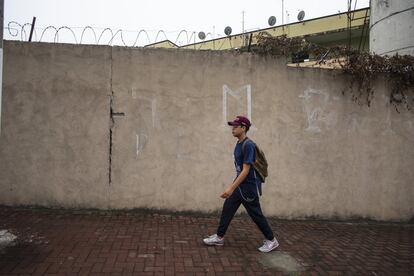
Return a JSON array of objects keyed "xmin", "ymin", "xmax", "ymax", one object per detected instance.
[{"xmin": 5, "ymin": 21, "xmax": 217, "ymax": 47}]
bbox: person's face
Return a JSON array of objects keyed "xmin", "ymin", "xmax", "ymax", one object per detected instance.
[{"xmin": 231, "ymin": 125, "xmax": 245, "ymax": 137}]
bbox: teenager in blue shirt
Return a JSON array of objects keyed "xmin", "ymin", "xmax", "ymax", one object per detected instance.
[{"xmin": 203, "ymin": 116, "xmax": 279, "ymax": 253}]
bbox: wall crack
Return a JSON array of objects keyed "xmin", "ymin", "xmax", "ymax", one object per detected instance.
[{"xmin": 109, "ymin": 91, "xmax": 125, "ymax": 185}]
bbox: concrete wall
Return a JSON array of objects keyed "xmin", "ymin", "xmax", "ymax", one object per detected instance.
[
  {"xmin": 370, "ymin": 0, "xmax": 414, "ymax": 56},
  {"xmin": 0, "ymin": 42, "xmax": 111, "ymax": 208},
  {"xmin": 1, "ymin": 41, "xmax": 413, "ymax": 221}
]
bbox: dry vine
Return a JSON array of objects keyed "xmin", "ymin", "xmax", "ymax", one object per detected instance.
[{"xmin": 247, "ymin": 34, "xmax": 414, "ymax": 112}]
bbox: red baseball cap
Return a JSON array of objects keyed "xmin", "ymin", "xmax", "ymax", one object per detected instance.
[{"xmin": 227, "ymin": 116, "xmax": 251, "ymax": 129}]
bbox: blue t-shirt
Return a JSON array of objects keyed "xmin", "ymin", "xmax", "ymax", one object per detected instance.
[{"xmin": 234, "ymin": 138, "xmax": 262, "ymax": 199}]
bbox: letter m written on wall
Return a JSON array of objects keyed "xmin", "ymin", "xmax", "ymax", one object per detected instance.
[{"xmin": 222, "ymin": 84, "xmax": 252, "ymax": 127}]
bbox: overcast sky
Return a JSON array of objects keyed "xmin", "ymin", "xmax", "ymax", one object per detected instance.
[{"xmin": 5, "ymin": 0, "xmax": 370, "ymax": 46}]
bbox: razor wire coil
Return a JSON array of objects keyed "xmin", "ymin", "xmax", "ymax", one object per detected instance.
[{"xmin": 5, "ymin": 22, "xmax": 216, "ymax": 47}]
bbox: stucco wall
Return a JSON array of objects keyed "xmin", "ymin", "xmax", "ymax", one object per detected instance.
[
  {"xmin": 1, "ymin": 41, "xmax": 413, "ymax": 221},
  {"xmin": 0, "ymin": 42, "xmax": 111, "ymax": 208}
]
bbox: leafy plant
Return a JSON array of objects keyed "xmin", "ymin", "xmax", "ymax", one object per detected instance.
[{"xmin": 249, "ymin": 34, "xmax": 414, "ymax": 111}]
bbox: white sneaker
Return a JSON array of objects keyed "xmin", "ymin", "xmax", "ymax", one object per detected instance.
[
  {"xmin": 258, "ymin": 238, "xmax": 279, "ymax": 253},
  {"xmin": 203, "ymin": 234, "xmax": 224, "ymax": 246}
]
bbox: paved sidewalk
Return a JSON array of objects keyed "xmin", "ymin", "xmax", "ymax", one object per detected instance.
[{"xmin": 0, "ymin": 207, "xmax": 413, "ymax": 275}]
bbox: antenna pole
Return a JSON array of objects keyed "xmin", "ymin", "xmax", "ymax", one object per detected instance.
[
  {"xmin": 242, "ymin": 10, "xmax": 245, "ymax": 34},
  {"xmin": 242, "ymin": 11, "xmax": 247, "ymax": 46},
  {"xmin": 213, "ymin": 26, "xmax": 216, "ymax": 50}
]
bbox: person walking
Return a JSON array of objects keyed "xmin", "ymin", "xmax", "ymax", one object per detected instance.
[{"xmin": 203, "ymin": 115, "xmax": 279, "ymax": 253}]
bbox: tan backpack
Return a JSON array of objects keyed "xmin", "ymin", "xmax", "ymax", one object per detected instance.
[{"xmin": 242, "ymin": 138, "xmax": 269, "ymax": 183}]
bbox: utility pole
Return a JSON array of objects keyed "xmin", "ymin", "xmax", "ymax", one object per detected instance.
[
  {"xmin": 0, "ymin": 0, "xmax": 3, "ymax": 135},
  {"xmin": 282, "ymin": 0, "xmax": 284, "ymax": 25}
]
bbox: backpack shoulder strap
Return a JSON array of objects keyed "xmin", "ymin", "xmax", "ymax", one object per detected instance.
[{"xmin": 241, "ymin": 137, "xmax": 250, "ymax": 156}]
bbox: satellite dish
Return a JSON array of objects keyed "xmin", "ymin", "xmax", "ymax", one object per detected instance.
[
  {"xmin": 224, "ymin": 26, "xmax": 232, "ymax": 36},
  {"xmin": 297, "ymin": 10, "xmax": 305, "ymax": 21},
  {"xmin": 198, "ymin": 31, "xmax": 206, "ymax": 40},
  {"xmin": 268, "ymin": 16, "xmax": 277, "ymax": 26}
]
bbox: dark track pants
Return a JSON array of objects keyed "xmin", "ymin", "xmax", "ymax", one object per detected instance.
[{"xmin": 216, "ymin": 188, "xmax": 274, "ymax": 240}]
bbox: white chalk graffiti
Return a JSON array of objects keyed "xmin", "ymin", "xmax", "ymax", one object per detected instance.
[
  {"xmin": 299, "ymin": 88, "xmax": 336, "ymax": 132},
  {"xmin": 135, "ymin": 134, "xmax": 149, "ymax": 157},
  {"xmin": 222, "ymin": 84, "xmax": 252, "ymax": 126},
  {"xmin": 131, "ymin": 89, "xmax": 159, "ymax": 158},
  {"xmin": 131, "ymin": 90, "xmax": 159, "ymax": 129}
]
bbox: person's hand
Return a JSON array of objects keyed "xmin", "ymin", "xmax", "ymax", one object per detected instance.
[{"xmin": 220, "ymin": 186, "xmax": 234, "ymax": 199}]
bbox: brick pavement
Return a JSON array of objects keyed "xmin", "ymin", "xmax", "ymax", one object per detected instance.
[{"xmin": 0, "ymin": 206, "xmax": 412, "ymax": 275}]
